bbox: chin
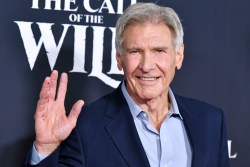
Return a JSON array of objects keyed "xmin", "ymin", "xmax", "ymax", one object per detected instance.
[{"xmin": 139, "ymin": 93, "xmax": 160, "ymax": 100}]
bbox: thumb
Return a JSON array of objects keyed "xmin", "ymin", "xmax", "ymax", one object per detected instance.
[{"xmin": 68, "ymin": 100, "xmax": 84, "ymax": 128}]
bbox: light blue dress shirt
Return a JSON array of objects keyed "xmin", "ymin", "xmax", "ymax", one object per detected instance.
[{"xmin": 121, "ymin": 82, "xmax": 192, "ymax": 167}]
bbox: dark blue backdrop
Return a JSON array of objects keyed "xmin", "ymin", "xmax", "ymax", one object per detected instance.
[{"xmin": 0, "ymin": 0, "xmax": 249, "ymax": 166}]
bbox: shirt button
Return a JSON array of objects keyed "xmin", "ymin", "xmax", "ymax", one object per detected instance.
[
  {"xmin": 143, "ymin": 113, "xmax": 147, "ymax": 117},
  {"xmin": 156, "ymin": 136, "xmax": 160, "ymax": 140}
]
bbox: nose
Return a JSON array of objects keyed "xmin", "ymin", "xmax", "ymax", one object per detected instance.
[{"xmin": 139, "ymin": 52, "xmax": 155, "ymax": 72}]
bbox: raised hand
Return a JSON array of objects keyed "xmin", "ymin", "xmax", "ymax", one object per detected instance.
[{"xmin": 34, "ymin": 70, "xmax": 84, "ymax": 155}]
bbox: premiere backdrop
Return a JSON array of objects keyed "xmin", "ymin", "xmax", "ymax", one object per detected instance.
[{"xmin": 0, "ymin": 0, "xmax": 250, "ymax": 166}]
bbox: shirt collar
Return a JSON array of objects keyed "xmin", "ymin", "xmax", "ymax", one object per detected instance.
[{"xmin": 121, "ymin": 81, "xmax": 183, "ymax": 120}]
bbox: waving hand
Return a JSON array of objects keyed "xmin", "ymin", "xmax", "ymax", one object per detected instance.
[{"xmin": 34, "ymin": 70, "xmax": 84, "ymax": 155}]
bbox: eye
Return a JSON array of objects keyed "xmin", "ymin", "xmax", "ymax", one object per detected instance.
[
  {"xmin": 129, "ymin": 50, "xmax": 140, "ymax": 54},
  {"xmin": 155, "ymin": 49, "xmax": 165, "ymax": 53}
]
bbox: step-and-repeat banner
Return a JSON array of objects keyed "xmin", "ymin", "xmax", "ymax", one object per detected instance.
[{"xmin": 0, "ymin": 0, "xmax": 249, "ymax": 166}]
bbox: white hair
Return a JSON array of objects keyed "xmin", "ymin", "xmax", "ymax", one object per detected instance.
[{"xmin": 115, "ymin": 3, "xmax": 184, "ymax": 53}]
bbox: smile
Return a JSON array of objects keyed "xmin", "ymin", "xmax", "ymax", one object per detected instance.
[{"xmin": 139, "ymin": 77, "xmax": 159, "ymax": 81}]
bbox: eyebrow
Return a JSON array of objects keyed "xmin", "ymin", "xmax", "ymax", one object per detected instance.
[
  {"xmin": 124, "ymin": 46, "xmax": 142, "ymax": 52},
  {"xmin": 152, "ymin": 46, "xmax": 169, "ymax": 50},
  {"xmin": 125, "ymin": 45, "xmax": 170, "ymax": 50}
]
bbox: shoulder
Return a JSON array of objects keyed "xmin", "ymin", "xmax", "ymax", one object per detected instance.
[
  {"xmin": 78, "ymin": 92, "xmax": 114, "ymax": 118},
  {"xmin": 84, "ymin": 86, "xmax": 124, "ymax": 113},
  {"xmin": 175, "ymin": 95, "xmax": 228, "ymax": 139},
  {"xmin": 77, "ymin": 86, "xmax": 126, "ymax": 122},
  {"xmin": 174, "ymin": 94, "xmax": 224, "ymax": 118}
]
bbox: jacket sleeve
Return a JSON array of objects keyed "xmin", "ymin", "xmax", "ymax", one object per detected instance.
[{"xmin": 22, "ymin": 127, "xmax": 85, "ymax": 167}]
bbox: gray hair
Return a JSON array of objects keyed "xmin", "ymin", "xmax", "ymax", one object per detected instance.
[{"xmin": 115, "ymin": 3, "xmax": 184, "ymax": 53}]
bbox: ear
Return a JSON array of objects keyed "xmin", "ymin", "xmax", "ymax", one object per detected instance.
[
  {"xmin": 116, "ymin": 52, "xmax": 123, "ymax": 71},
  {"xmin": 175, "ymin": 44, "xmax": 184, "ymax": 70}
]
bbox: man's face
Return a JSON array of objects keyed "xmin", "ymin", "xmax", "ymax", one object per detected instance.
[{"xmin": 116, "ymin": 22, "xmax": 184, "ymax": 103}]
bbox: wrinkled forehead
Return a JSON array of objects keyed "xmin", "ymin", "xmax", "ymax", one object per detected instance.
[
  {"xmin": 121, "ymin": 22, "xmax": 176, "ymax": 47},
  {"xmin": 123, "ymin": 20, "xmax": 175, "ymax": 38}
]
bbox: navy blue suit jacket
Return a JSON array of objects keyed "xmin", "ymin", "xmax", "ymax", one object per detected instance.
[{"xmin": 25, "ymin": 85, "xmax": 230, "ymax": 167}]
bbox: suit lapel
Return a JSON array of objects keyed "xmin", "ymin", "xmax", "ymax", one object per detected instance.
[
  {"xmin": 103, "ymin": 86, "xmax": 207, "ymax": 167},
  {"xmin": 104, "ymin": 86, "xmax": 150, "ymax": 167},
  {"xmin": 175, "ymin": 96, "xmax": 206, "ymax": 167}
]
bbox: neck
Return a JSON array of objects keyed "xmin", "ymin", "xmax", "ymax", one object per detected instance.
[{"xmin": 139, "ymin": 95, "xmax": 170, "ymax": 131}]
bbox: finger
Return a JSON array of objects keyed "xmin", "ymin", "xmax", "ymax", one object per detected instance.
[
  {"xmin": 36, "ymin": 90, "xmax": 50, "ymax": 116},
  {"xmin": 56, "ymin": 73, "xmax": 68, "ymax": 102},
  {"xmin": 38, "ymin": 91, "xmax": 50, "ymax": 106},
  {"xmin": 39, "ymin": 77, "xmax": 51, "ymax": 99},
  {"xmin": 68, "ymin": 100, "xmax": 84, "ymax": 127},
  {"xmin": 49, "ymin": 70, "xmax": 58, "ymax": 100}
]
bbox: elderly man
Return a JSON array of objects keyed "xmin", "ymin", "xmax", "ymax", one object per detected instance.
[{"xmin": 24, "ymin": 3, "xmax": 230, "ymax": 167}]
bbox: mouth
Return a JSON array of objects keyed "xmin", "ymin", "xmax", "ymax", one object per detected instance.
[{"xmin": 138, "ymin": 77, "xmax": 159, "ymax": 81}]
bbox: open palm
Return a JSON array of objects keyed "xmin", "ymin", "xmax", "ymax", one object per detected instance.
[{"xmin": 34, "ymin": 70, "xmax": 84, "ymax": 154}]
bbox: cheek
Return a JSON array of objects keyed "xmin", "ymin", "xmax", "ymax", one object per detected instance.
[
  {"xmin": 157, "ymin": 56, "xmax": 171, "ymax": 68},
  {"xmin": 157, "ymin": 57, "xmax": 176, "ymax": 75},
  {"xmin": 122, "ymin": 58, "xmax": 140, "ymax": 75}
]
